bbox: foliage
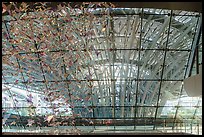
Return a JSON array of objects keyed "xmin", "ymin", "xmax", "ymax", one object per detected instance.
[{"xmin": 2, "ymin": 2, "xmax": 115, "ymax": 134}]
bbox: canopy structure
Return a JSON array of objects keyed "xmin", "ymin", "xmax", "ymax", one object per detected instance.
[{"xmin": 2, "ymin": 3, "xmax": 202, "ymax": 135}]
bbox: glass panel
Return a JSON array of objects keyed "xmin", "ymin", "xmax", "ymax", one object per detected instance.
[
  {"xmin": 168, "ymin": 15, "xmax": 199, "ymax": 50},
  {"xmin": 137, "ymin": 81, "xmax": 161, "ymax": 107},
  {"xmin": 139, "ymin": 50, "xmax": 165, "ymax": 79},
  {"xmin": 163, "ymin": 51, "xmax": 189, "ymax": 80},
  {"xmin": 141, "ymin": 10, "xmax": 171, "ymax": 49},
  {"xmin": 113, "ymin": 15, "xmax": 141, "ymax": 49}
]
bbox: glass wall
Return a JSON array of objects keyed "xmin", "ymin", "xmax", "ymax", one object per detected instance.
[{"xmin": 2, "ymin": 3, "xmax": 202, "ymax": 135}]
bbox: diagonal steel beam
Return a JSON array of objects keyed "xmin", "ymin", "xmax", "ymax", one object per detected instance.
[{"xmin": 186, "ymin": 16, "xmax": 202, "ymax": 78}]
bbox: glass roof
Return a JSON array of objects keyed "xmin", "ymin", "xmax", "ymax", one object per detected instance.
[{"xmin": 2, "ymin": 5, "xmax": 202, "ymax": 135}]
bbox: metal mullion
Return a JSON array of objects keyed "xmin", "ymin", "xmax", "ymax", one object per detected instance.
[
  {"xmin": 99, "ymin": 50, "xmax": 106, "ymax": 117},
  {"xmin": 109, "ymin": 11, "xmax": 116, "ymax": 130},
  {"xmin": 103, "ymin": 11, "xmax": 111, "ymax": 115},
  {"xmin": 83, "ymin": 7, "xmax": 96, "ymax": 128},
  {"xmin": 104, "ymin": 72, "xmax": 109, "ymax": 110},
  {"xmin": 119, "ymin": 15, "xmax": 133, "ymax": 120},
  {"xmin": 100, "ymin": 15, "xmax": 111, "ymax": 117},
  {"xmin": 61, "ymin": 57, "xmax": 73, "ymax": 125},
  {"xmin": 196, "ymin": 45, "xmax": 199, "ymax": 74},
  {"xmin": 153, "ymin": 10, "xmax": 173, "ymax": 130},
  {"xmin": 2, "ymin": 48, "xmax": 192, "ymax": 56},
  {"xmin": 86, "ymin": 68, "xmax": 97, "ymax": 128},
  {"xmin": 102, "ymin": 13, "xmax": 113, "ymax": 111},
  {"xmin": 55, "ymin": 14, "xmax": 74, "ymax": 122},
  {"xmin": 118, "ymin": 15, "xmax": 129, "ymax": 119},
  {"xmin": 86, "ymin": 66, "xmax": 96, "ymax": 128},
  {"xmin": 3, "ymin": 105, "xmax": 199, "ymax": 109},
  {"xmin": 97, "ymin": 13, "xmax": 170, "ymax": 17},
  {"xmin": 2, "ymin": 75, "xmax": 26, "ymax": 129},
  {"xmin": 90, "ymin": 83, "xmax": 95, "ymax": 129},
  {"xmin": 189, "ymin": 28, "xmax": 201, "ymax": 77},
  {"xmin": 91, "ymin": 34, "xmax": 103, "ymax": 115},
  {"xmin": 133, "ymin": 8, "xmax": 143, "ymax": 130},
  {"xmin": 2, "ymin": 79, "xmax": 184, "ymax": 85}
]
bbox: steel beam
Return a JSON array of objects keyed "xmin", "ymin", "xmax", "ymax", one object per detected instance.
[
  {"xmin": 185, "ymin": 16, "xmax": 202, "ymax": 78},
  {"xmin": 133, "ymin": 9, "xmax": 143, "ymax": 130}
]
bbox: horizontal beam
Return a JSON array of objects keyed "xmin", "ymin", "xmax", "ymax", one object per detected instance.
[
  {"xmin": 2, "ymin": 79, "xmax": 183, "ymax": 84},
  {"xmin": 3, "ymin": 105, "xmax": 201, "ymax": 109},
  {"xmin": 2, "ymin": 48, "xmax": 191, "ymax": 56}
]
